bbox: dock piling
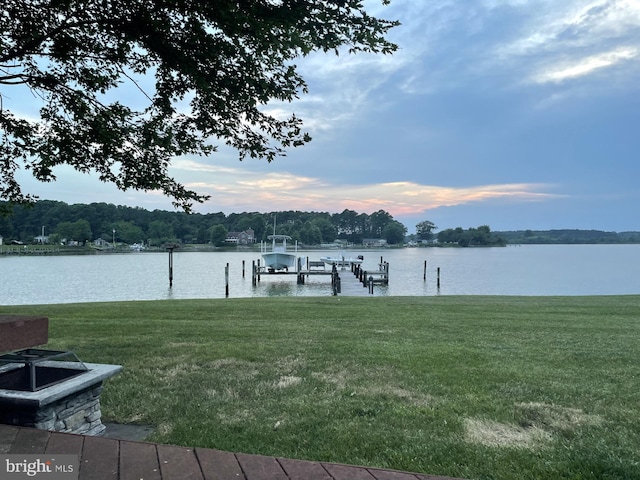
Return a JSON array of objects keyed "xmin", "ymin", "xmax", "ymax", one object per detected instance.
[
  {"xmin": 167, "ymin": 246, "xmax": 174, "ymax": 288},
  {"xmin": 331, "ymin": 265, "xmax": 341, "ymax": 295},
  {"xmin": 297, "ymin": 257, "xmax": 305, "ymax": 284},
  {"xmin": 251, "ymin": 260, "xmax": 256, "ymax": 286},
  {"xmin": 225, "ymin": 263, "xmax": 229, "ymax": 297}
]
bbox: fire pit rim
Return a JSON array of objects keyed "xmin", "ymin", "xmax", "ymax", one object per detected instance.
[{"xmin": 0, "ymin": 362, "xmax": 122, "ymax": 407}]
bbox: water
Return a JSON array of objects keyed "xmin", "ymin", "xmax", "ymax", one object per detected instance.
[{"xmin": 1, "ymin": 244, "xmax": 638, "ymax": 305}]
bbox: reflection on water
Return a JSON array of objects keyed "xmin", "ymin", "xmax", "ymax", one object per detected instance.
[
  {"xmin": 253, "ymin": 276, "xmax": 338, "ymax": 298},
  {"xmin": 1, "ymin": 244, "xmax": 639, "ymax": 305},
  {"xmin": 261, "ymin": 281, "xmax": 297, "ymax": 297}
]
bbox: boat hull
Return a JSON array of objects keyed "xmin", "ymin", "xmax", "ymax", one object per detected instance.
[
  {"xmin": 320, "ymin": 255, "xmax": 363, "ymax": 268},
  {"xmin": 262, "ymin": 252, "xmax": 297, "ymax": 271}
]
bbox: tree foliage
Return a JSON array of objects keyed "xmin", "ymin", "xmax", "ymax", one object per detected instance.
[
  {"xmin": 437, "ymin": 225, "xmax": 504, "ymax": 247},
  {"xmin": 416, "ymin": 220, "xmax": 437, "ymax": 241},
  {"xmin": 0, "ymin": 0, "xmax": 398, "ymax": 209},
  {"xmin": 111, "ymin": 220, "xmax": 145, "ymax": 244},
  {"xmin": 209, "ymin": 224, "xmax": 228, "ymax": 247},
  {"xmin": 496, "ymin": 229, "xmax": 631, "ymax": 244},
  {"xmin": 55, "ymin": 218, "xmax": 91, "ymax": 242},
  {"xmin": 0, "ymin": 200, "xmax": 407, "ymax": 246},
  {"xmin": 382, "ymin": 220, "xmax": 406, "ymax": 244}
]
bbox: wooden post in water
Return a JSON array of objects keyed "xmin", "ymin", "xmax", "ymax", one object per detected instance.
[
  {"xmin": 257, "ymin": 259, "xmax": 261, "ymax": 282},
  {"xmin": 252, "ymin": 261, "xmax": 256, "ymax": 286},
  {"xmin": 242, "ymin": 260, "xmax": 245, "ymax": 278},
  {"xmin": 225, "ymin": 263, "xmax": 229, "ymax": 297},
  {"xmin": 167, "ymin": 246, "xmax": 174, "ymax": 288},
  {"xmin": 297, "ymin": 257, "xmax": 304, "ymax": 285},
  {"xmin": 369, "ymin": 276, "xmax": 374, "ymax": 294},
  {"xmin": 437, "ymin": 267, "xmax": 441, "ymax": 289},
  {"xmin": 423, "ymin": 261, "xmax": 427, "ymax": 281}
]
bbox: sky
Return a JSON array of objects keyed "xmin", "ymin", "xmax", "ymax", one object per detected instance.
[{"xmin": 12, "ymin": 0, "xmax": 640, "ymax": 233}]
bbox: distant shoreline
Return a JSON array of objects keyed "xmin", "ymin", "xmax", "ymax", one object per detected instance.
[{"xmin": 1, "ymin": 238, "xmax": 639, "ymax": 256}]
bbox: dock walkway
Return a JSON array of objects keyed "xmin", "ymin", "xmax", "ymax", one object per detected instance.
[
  {"xmin": 335, "ymin": 268, "xmax": 372, "ymax": 296},
  {"xmin": 0, "ymin": 424, "xmax": 465, "ymax": 480}
]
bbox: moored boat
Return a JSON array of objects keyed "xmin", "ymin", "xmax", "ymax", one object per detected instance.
[
  {"xmin": 320, "ymin": 253, "xmax": 364, "ymax": 268},
  {"xmin": 262, "ymin": 235, "xmax": 297, "ymax": 272},
  {"xmin": 261, "ymin": 217, "xmax": 297, "ymax": 272}
]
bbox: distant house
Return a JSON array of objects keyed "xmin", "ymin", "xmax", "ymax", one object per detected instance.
[
  {"xmin": 362, "ymin": 238, "xmax": 387, "ymax": 247},
  {"xmin": 34, "ymin": 235, "xmax": 49, "ymax": 244},
  {"xmin": 226, "ymin": 229, "xmax": 255, "ymax": 245},
  {"xmin": 93, "ymin": 238, "xmax": 110, "ymax": 248}
]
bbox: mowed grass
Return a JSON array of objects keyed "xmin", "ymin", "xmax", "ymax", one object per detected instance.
[{"xmin": 2, "ymin": 296, "xmax": 639, "ymax": 479}]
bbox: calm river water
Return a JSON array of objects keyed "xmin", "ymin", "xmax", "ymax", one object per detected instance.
[{"xmin": 1, "ymin": 244, "xmax": 639, "ymax": 305}]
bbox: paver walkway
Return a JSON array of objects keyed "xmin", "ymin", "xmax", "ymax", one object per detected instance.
[{"xmin": 0, "ymin": 424, "xmax": 466, "ymax": 480}]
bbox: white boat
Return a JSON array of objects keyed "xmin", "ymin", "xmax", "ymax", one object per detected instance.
[
  {"xmin": 261, "ymin": 218, "xmax": 297, "ymax": 272},
  {"xmin": 320, "ymin": 253, "xmax": 364, "ymax": 268}
]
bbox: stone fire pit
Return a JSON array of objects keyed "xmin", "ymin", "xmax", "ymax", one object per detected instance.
[{"xmin": 0, "ymin": 315, "xmax": 121, "ymax": 436}]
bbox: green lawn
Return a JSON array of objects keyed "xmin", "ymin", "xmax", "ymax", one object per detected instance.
[{"xmin": 3, "ymin": 296, "xmax": 639, "ymax": 480}]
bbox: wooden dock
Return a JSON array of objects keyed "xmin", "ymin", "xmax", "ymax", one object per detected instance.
[
  {"xmin": 333, "ymin": 268, "xmax": 373, "ymax": 296},
  {"xmin": 0, "ymin": 424, "xmax": 465, "ymax": 480},
  {"xmin": 249, "ymin": 258, "xmax": 390, "ymax": 297}
]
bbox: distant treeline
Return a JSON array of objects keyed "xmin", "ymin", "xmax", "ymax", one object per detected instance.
[
  {"xmin": 435, "ymin": 226, "xmax": 505, "ymax": 247},
  {"xmin": 495, "ymin": 229, "xmax": 640, "ymax": 244},
  {"xmin": 0, "ymin": 200, "xmax": 407, "ymax": 246},
  {"xmin": 1, "ymin": 200, "xmax": 637, "ymax": 247}
]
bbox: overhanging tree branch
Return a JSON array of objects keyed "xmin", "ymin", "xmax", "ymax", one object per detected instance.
[{"xmin": 1, "ymin": 0, "xmax": 399, "ymax": 211}]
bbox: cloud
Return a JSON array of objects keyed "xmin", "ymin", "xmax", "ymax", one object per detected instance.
[
  {"xmin": 489, "ymin": 0, "xmax": 640, "ymax": 86},
  {"xmin": 264, "ymin": 1, "xmax": 432, "ymax": 133},
  {"xmin": 497, "ymin": 1, "xmax": 640, "ymax": 54},
  {"xmin": 534, "ymin": 46, "xmax": 639, "ymax": 83},
  {"xmin": 285, "ymin": 51, "xmax": 407, "ymax": 134},
  {"xmin": 317, "ymin": 1, "xmax": 640, "ymax": 99},
  {"xmin": 173, "ymin": 160, "xmax": 559, "ymax": 217}
]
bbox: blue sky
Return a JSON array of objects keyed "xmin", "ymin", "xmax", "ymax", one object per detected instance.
[{"xmin": 14, "ymin": 0, "xmax": 640, "ymax": 233}]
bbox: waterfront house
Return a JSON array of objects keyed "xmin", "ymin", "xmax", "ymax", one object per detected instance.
[{"xmin": 226, "ymin": 229, "xmax": 255, "ymax": 245}]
